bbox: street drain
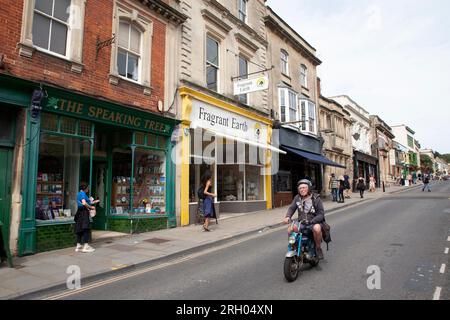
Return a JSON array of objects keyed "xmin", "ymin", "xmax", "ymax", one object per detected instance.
[{"xmin": 144, "ymin": 238, "xmax": 171, "ymax": 244}]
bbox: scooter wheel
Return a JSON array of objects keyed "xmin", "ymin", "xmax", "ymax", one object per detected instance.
[
  {"xmin": 309, "ymin": 258, "xmax": 319, "ymax": 267},
  {"xmin": 284, "ymin": 257, "xmax": 300, "ymax": 282}
]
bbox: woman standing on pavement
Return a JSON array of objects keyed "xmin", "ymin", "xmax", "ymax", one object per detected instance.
[
  {"xmin": 338, "ymin": 175, "xmax": 346, "ymax": 203},
  {"xmin": 201, "ymin": 172, "xmax": 217, "ymax": 232},
  {"xmin": 74, "ymin": 184, "xmax": 99, "ymax": 253},
  {"xmin": 357, "ymin": 176, "xmax": 366, "ymax": 198},
  {"xmin": 369, "ymin": 175, "xmax": 376, "ymax": 192}
]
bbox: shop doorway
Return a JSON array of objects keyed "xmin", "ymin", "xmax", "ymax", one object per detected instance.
[
  {"xmin": 91, "ymin": 161, "xmax": 109, "ymax": 230},
  {"xmin": 0, "ymin": 148, "xmax": 13, "ymax": 244}
]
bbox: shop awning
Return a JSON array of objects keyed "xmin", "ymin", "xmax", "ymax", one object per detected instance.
[
  {"xmin": 282, "ymin": 146, "xmax": 346, "ymax": 168},
  {"xmin": 205, "ymin": 129, "xmax": 287, "ymax": 154}
]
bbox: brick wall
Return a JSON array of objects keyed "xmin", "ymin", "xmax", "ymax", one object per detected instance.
[{"xmin": 0, "ymin": 0, "xmax": 166, "ymax": 113}]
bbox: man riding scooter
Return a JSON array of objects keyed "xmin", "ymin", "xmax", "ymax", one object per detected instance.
[{"xmin": 283, "ymin": 179, "xmax": 326, "ymax": 260}]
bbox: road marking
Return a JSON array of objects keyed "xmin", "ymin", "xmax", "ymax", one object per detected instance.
[
  {"xmin": 433, "ymin": 287, "xmax": 442, "ymax": 300},
  {"xmin": 42, "ymin": 226, "xmax": 283, "ymax": 300},
  {"xmin": 448, "ymin": 236, "xmax": 450, "ymax": 242},
  {"xmin": 445, "ymin": 248, "xmax": 449, "ymax": 254},
  {"xmin": 440, "ymin": 264, "xmax": 446, "ymax": 274}
]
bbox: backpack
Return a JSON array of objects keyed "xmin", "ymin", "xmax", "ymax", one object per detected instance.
[
  {"xmin": 322, "ymin": 220, "xmax": 332, "ymax": 251},
  {"xmin": 197, "ymin": 186, "xmax": 205, "ymax": 200}
]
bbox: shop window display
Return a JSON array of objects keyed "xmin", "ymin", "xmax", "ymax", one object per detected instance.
[
  {"xmin": 111, "ymin": 148, "xmax": 132, "ymax": 214},
  {"xmin": 35, "ymin": 134, "xmax": 91, "ymax": 221},
  {"xmin": 189, "ymin": 129, "xmax": 215, "ymax": 203},
  {"xmin": 217, "ymin": 165, "xmax": 244, "ymax": 201},
  {"xmin": 132, "ymin": 149, "xmax": 166, "ymax": 214}
]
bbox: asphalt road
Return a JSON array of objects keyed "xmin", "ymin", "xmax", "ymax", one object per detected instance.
[{"xmin": 51, "ymin": 181, "xmax": 450, "ymax": 300}]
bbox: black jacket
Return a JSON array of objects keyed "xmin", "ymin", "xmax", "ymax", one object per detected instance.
[{"xmin": 285, "ymin": 193, "xmax": 325, "ymax": 225}]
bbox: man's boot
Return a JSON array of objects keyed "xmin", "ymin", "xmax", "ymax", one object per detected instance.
[{"xmin": 316, "ymin": 246, "xmax": 324, "ymax": 260}]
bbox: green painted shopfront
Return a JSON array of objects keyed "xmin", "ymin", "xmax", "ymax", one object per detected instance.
[{"xmin": 1, "ymin": 74, "xmax": 178, "ymax": 256}]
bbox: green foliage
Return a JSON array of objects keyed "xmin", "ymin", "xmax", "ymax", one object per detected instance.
[{"xmin": 440, "ymin": 154, "xmax": 450, "ymax": 163}]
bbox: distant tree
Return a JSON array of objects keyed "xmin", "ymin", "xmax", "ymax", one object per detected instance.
[
  {"xmin": 420, "ymin": 155, "xmax": 434, "ymax": 173},
  {"xmin": 440, "ymin": 154, "xmax": 450, "ymax": 163}
]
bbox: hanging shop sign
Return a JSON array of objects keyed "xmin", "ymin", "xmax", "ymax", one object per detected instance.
[
  {"xmin": 190, "ymin": 99, "xmax": 267, "ymax": 143},
  {"xmin": 233, "ymin": 75, "xmax": 269, "ymax": 95}
]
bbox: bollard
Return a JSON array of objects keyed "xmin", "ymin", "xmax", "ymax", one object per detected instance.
[{"xmin": 382, "ymin": 181, "xmax": 385, "ymax": 192}]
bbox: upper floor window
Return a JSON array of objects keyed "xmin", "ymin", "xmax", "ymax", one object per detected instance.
[
  {"xmin": 117, "ymin": 21, "xmax": 142, "ymax": 82},
  {"xmin": 238, "ymin": 56, "xmax": 248, "ymax": 104},
  {"xmin": 32, "ymin": 0, "xmax": 71, "ymax": 56},
  {"xmin": 407, "ymin": 135, "xmax": 414, "ymax": 148},
  {"xmin": 300, "ymin": 64, "xmax": 308, "ymax": 88},
  {"xmin": 238, "ymin": 0, "xmax": 248, "ymax": 23},
  {"xmin": 326, "ymin": 114, "xmax": 332, "ymax": 131},
  {"xmin": 281, "ymin": 50, "xmax": 289, "ymax": 76},
  {"xmin": 206, "ymin": 36, "xmax": 219, "ymax": 92},
  {"xmin": 300, "ymin": 99, "xmax": 317, "ymax": 135},
  {"xmin": 279, "ymin": 88, "xmax": 298, "ymax": 125}
]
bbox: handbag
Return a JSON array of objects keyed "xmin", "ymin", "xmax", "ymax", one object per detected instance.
[{"xmin": 89, "ymin": 208, "xmax": 96, "ymax": 218}]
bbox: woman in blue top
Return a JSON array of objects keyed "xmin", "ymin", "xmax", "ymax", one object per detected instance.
[{"xmin": 74, "ymin": 184, "xmax": 99, "ymax": 253}]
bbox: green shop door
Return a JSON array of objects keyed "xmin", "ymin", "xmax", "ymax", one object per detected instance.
[
  {"xmin": 91, "ymin": 161, "xmax": 109, "ymax": 230},
  {"xmin": 0, "ymin": 148, "xmax": 13, "ymax": 246}
]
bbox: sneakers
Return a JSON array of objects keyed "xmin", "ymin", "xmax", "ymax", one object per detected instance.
[
  {"xmin": 316, "ymin": 247, "xmax": 324, "ymax": 260},
  {"xmin": 81, "ymin": 244, "xmax": 95, "ymax": 253},
  {"xmin": 75, "ymin": 243, "xmax": 83, "ymax": 252}
]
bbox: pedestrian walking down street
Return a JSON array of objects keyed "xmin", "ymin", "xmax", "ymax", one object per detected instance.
[
  {"xmin": 338, "ymin": 175, "xmax": 345, "ymax": 203},
  {"xmin": 407, "ymin": 174, "xmax": 413, "ymax": 186},
  {"xmin": 329, "ymin": 173, "xmax": 339, "ymax": 202},
  {"xmin": 422, "ymin": 174, "xmax": 431, "ymax": 192},
  {"xmin": 201, "ymin": 172, "xmax": 217, "ymax": 232},
  {"xmin": 357, "ymin": 177, "xmax": 366, "ymax": 198},
  {"xmin": 74, "ymin": 184, "xmax": 99, "ymax": 253},
  {"xmin": 369, "ymin": 175, "xmax": 376, "ymax": 192},
  {"xmin": 344, "ymin": 174, "xmax": 351, "ymax": 199}
]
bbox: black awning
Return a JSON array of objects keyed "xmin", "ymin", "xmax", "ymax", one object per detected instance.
[{"xmin": 282, "ymin": 146, "xmax": 346, "ymax": 168}]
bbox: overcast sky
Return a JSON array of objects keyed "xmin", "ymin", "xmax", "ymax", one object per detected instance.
[{"xmin": 266, "ymin": 0, "xmax": 450, "ymax": 154}]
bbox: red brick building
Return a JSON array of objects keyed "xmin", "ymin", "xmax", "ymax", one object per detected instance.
[{"xmin": 0, "ymin": 0, "xmax": 186, "ymax": 256}]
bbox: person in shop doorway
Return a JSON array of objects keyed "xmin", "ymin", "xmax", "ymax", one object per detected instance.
[
  {"xmin": 201, "ymin": 172, "xmax": 217, "ymax": 232},
  {"xmin": 74, "ymin": 184, "xmax": 99, "ymax": 253},
  {"xmin": 357, "ymin": 176, "xmax": 366, "ymax": 198}
]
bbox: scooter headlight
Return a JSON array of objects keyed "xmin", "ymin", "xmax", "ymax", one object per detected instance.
[{"xmin": 288, "ymin": 236, "xmax": 296, "ymax": 244}]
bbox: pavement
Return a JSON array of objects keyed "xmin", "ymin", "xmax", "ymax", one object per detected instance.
[{"xmin": 0, "ymin": 183, "xmax": 422, "ymax": 300}]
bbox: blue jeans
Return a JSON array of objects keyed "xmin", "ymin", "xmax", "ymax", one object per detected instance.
[
  {"xmin": 423, "ymin": 183, "xmax": 431, "ymax": 192},
  {"xmin": 331, "ymin": 188, "xmax": 338, "ymax": 201}
]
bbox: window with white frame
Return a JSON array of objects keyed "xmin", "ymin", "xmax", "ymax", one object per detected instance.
[
  {"xmin": 20, "ymin": 0, "xmax": 86, "ymax": 72},
  {"xmin": 279, "ymin": 88, "xmax": 298, "ymax": 125},
  {"xmin": 300, "ymin": 99, "xmax": 317, "ymax": 134},
  {"xmin": 109, "ymin": 5, "xmax": 153, "ymax": 90},
  {"xmin": 117, "ymin": 21, "xmax": 142, "ymax": 82},
  {"xmin": 300, "ymin": 64, "xmax": 308, "ymax": 88},
  {"xmin": 238, "ymin": 0, "xmax": 248, "ymax": 23},
  {"xmin": 281, "ymin": 50, "xmax": 289, "ymax": 76},
  {"xmin": 32, "ymin": 0, "xmax": 71, "ymax": 56},
  {"xmin": 206, "ymin": 36, "xmax": 219, "ymax": 92},
  {"xmin": 279, "ymin": 89, "xmax": 286, "ymax": 122},
  {"xmin": 238, "ymin": 56, "xmax": 248, "ymax": 104}
]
